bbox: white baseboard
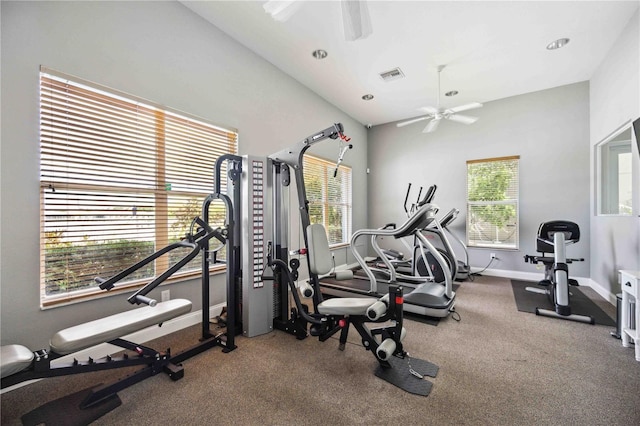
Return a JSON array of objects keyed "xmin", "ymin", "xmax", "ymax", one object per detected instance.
[
  {"xmin": 584, "ymin": 278, "xmax": 618, "ymax": 305},
  {"xmin": 0, "ymin": 303, "xmax": 226, "ymax": 394},
  {"xmin": 478, "ymin": 267, "xmax": 543, "ymax": 282}
]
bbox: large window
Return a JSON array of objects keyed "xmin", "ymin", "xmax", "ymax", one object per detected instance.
[
  {"xmin": 303, "ymin": 155, "xmax": 352, "ymax": 245},
  {"xmin": 466, "ymin": 156, "xmax": 519, "ymax": 249},
  {"xmin": 40, "ymin": 68, "xmax": 237, "ymax": 306}
]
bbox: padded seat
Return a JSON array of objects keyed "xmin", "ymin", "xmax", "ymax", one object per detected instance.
[
  {"xmin": 1, "ymin": 344, "xmax": 35, "ymax": 378},
  {"xmin": 317, "ymin": 297, "xmax": 377, "ymax": 316},
  {"xmin": 50, "ymin": 299, "xmax": 192, "ymax": 355}
]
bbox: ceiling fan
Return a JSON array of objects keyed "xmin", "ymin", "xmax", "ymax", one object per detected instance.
[
  {"xmin": 397, "ymin": 65, "xmax": 483, "ymax": 133},
  {"xmin": 263, "ymin": 0, "xmax": 372, "ymax": 41}
]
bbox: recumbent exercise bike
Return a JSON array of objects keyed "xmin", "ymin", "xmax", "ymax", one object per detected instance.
[{"xmin": 524, "ymin": 220, "xmax": 594, "ymax": 324}]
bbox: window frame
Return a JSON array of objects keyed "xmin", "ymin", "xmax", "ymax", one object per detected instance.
[
  {"xmin": 596, "ymin": 122, "xmax": 633, "ymax": 216},
  {"xmin": 39, "ymin": 67, "xmax": 238, "ymax": 308},
  {"xmin": 303, "ymin": 154, "xmax": 352, "ymax": 247},
  {"xmin": 466, "ymin": 155, "xmax": 520, "ymax": 250}
]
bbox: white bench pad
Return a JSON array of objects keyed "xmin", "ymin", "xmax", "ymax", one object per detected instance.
[
  {"xmin": 317, "ymin": 297, "xmax": 377, "ymax": 316},
  {"xmin": 1, "ymin": 344, "xmax": 35, "ymax": 379},
  {"xmin": 50, "ymin": 299, "xmax": 192, "ymax": 355}
]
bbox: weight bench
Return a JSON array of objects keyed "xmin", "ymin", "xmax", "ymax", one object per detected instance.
[{"xmin": 1, "ymin": 299, "xmax": 192, "ymax": 425}]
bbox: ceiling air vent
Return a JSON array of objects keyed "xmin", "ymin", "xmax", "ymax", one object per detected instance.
[{"xmin": 379, "ymin": 67, "xmax": 405, "ymax": 82}]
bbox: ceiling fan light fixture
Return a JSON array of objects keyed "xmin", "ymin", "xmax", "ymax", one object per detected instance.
[
  {"xmin": 396, "ymin": 65, "xmax": 482, "ymax": 133},
  {"xmin": 546, "ymin": 38, "xmax": 570, "ymax": 50},
  {"xmin": 312, "ymin": 49, "xmax": 328, "ymax": 59},
  {"xmin": 362, "ymin": 94, "xmax": 374, "ymax": 101}
]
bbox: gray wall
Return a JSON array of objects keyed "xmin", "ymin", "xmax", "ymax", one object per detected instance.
[
  {"xmin": 0, "ymin": 1, "xmax": 367, "ymax": 348},
  {"xmin": 589, "ymin": 10, "xmax": 640, "ymax": 296},
  {"xmin": 367, "ymin": 8, "xmax": 640, "ymax": 300},
  {"xmin": 367, "ymin": 82, "xmax": 591, "ymax": 278}
]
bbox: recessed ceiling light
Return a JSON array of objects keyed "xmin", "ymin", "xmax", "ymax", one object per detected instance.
[
  {"xmin": 546, "ymin": 38, "xmax": 570, "ymax": 50},
  {"xmin": 312, "ymin": 49, "xmax": 328, "ymax": 59},
  {"xmin": 445, "ymin": 90, "xmax": 459, "ymax": 97},
  {"xmin": 362, "ymin": 94, "xmax": 374, "ymax": 101}
]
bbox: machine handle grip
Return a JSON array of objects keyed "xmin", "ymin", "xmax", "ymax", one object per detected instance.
[
  {"xmin": 132, "ymin": 295, "xmax": 157, "ymax": 307},
  {"xmin": 94, "ymin": 276, "xmax": 113, "ymax": 290}
]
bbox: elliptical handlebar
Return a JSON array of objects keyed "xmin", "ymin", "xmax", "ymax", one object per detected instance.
[
  {"xmin": 404, "ymin": 183, "xmax": 437, "ymax": 216},
  {"xmin": 419, "ymin": 184, "xmax": 437, "ymax": 206},
  {"xmin": 403, "ymin": 183, "xmax": 413, "ymax": 215}
]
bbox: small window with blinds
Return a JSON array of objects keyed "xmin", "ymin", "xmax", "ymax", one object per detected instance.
[
  {"xmin": 40, "ymin": 68, "xmax": 238, "ymax": 306},
  {"xmin": 466, "ymin": 156, "xmax": 519, "ymax": 249},
  {"xmin": 303, "ymin": 155, "xmax": 352, "ymax": 245}
]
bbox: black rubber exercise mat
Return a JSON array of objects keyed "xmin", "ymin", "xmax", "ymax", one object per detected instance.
[{"xmin": 511, "ymin": 280, "xmax": 615, "ymax": 327}]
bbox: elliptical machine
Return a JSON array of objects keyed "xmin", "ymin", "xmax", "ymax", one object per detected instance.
[
  {"xmin": 372, "ymin": 184, "xmax": 444, "ymax": 284},
  {"xmin": 524, "ymin": 221, "xmax": 594, "ymax": 324},
  {"xmin": 373, "ymin": 184, "xmax": 458, "ymax": 285}
]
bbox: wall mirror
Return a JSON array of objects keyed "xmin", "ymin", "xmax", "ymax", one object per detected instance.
[{"xmin": 596, "ymin": 123, "xmax": 633, "ymax": 215}]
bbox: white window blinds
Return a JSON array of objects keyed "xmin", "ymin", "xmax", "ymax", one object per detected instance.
[
  {"xmin": 303, "ymin": 155, "xmax": 352, "ymax": 245},
  {"xmin": 40, "ymin": 69, "xmax": 237, "ymax": 305},
  {"xmin": 466, "ymin": 155, "xmax": 519, "ymax": 249}
]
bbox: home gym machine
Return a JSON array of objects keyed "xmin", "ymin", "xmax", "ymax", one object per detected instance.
[
  {"xmin": 524, "ymin": 220, "xmax": 594, "ymax": 324},
  {"xmin": 213, "ymin": 123, "xmax": 439, "ymax": 395},
  {"xmin": 1, "ymin": 179, "xmax": 240, "ymax": 424}
]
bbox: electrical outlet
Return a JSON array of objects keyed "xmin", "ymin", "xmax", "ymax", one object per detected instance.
[
  {"xmin": 490, "ymin": 252, "xmax": 496, "ymax": 260},
  {"xmin": 161, "ymin": 290, "xmax": 170, "ymax": 302}
]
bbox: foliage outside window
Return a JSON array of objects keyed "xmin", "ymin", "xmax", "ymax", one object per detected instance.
[
  {"xmin": 40, "ymin": 68, "xmax": 237, "ymax": 306},
  {"xmin": 304, "ymin": 155, "xmax": 352, "ymax": 245},
  {"xmin": 597, "ymin": 126, "xmax": 633, "ymax": 215},
  {"xmin": 466, "ymin": 156, "xmax": 519, "ymax": 249}
]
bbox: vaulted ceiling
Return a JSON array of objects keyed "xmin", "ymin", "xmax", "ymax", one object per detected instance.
[{"xmin": 181, "ymin": 1, "xmax": 639, "ymax": 127}]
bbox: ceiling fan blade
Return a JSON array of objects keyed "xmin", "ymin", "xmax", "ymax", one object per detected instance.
[
  {"xmin": 446, "ymin": 102, "xmax": 483, "ymax": 114},
  {"xmin": 418, "ymin": 105, "xmax": 439, "ymax": 115},
  {"xmin": 447, "ymin": 114, "xmax": 478, "ymax": 125},
  {"xmin": 396, "ymin": 116, "xmax": 430, "ymax": 128},
  {"xmin": 341, "ymin": 0, "xmax": 372, "ymax": 41},
  {"xmin": 263, "ymin": 0, "xmax": 302, "ymax": 22},
  {"xmin": 423, "ymin": 118, "xmax": 441, "ymax": 133}
]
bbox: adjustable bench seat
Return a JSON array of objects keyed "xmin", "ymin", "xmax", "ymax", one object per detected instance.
[
  {"xmin": 50, "ymin": 298, "xmax": 192, "ymax": 355},
  {"xmin": 1, "ymin": 345, "xmax": 35, "ymax": 379},
  {"xmin": 317, "ymin": 297, "xmax": 378, "ymax": 316},
  {"xmin": 1, "ymin": 298, "xmax": 192, "ymax": 380}
]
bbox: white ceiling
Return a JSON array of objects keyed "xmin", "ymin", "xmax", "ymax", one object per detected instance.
[{"xmin": 181, "ymin": 0, "xmax": 639, "ymax": 127}]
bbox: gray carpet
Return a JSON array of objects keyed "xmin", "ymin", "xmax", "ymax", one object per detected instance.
[
  {"xmin": 2, "ymin": 275, "xmax": 640, "ymax": 425},
  {"xmin": 511, "ymin": 279, "xmax": 616, "ymax": 327}
]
